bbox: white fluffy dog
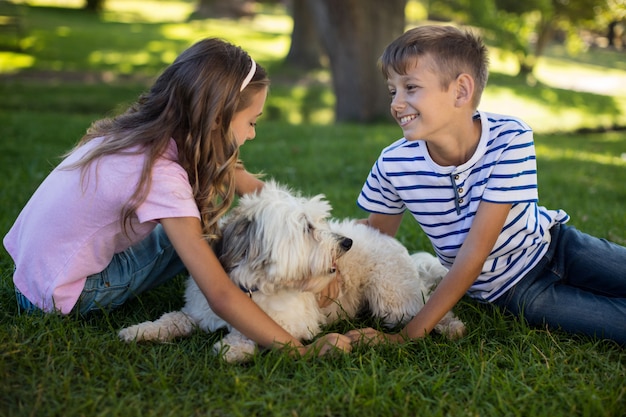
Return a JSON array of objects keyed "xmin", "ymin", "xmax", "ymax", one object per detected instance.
[{"xmin": 119, "ymin": 181, "xmax": 466, "ymax": 362}]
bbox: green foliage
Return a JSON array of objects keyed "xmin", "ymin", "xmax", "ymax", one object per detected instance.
[
  {"xmin": 428, "ymin": 0, "xmax": 611, "ymax": 75},
  {"xmin": 1, "ymin": 3, "xmax": 625, "ymax": 416},
  {"xmin": 2, "ymin": 1, "xmax": 626, "ymax": 131}
]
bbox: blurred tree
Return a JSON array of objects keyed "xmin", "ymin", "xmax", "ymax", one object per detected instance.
[
  {"xmin": 303, "ymin": 0, "xmax": 407, "ymax": 123},
  {"xmin": 193, "ymin": 0, "xmax": 255, "ymax": 19},
  {"xmin": 285, "ymin": 0, "xmax": 324, "ymax": 69},
  {"xmin": 428, "ymin": 0, "xmax": 609, "ymax": 77},
  {"xmin": 597, "ymin": 0, "xmax": 626, "ymax": 48},
  {"xmin": 84, "ymin": 0, "xmax": 104, "ymax": 12}
]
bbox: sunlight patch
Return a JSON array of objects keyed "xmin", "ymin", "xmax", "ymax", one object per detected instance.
[
  {"xmin": 0, "ymin": 51, "xmax": 34, "ymax": 73},
  {"xmin": 536, "ymin": 144, "xmax": 626, "ymax": 167}
]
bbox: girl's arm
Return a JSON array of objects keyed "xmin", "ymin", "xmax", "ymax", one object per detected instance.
[
  {"xmin": 347, "ymin": 201, "xmax": 512, "ymax": 343},
  {"xmin": 161, "ymin": 216, "xmax": 352, "ymax": 356},
  {"xmin": 234, "ymin": 166, "xmax": 264, "ymax": 196}
]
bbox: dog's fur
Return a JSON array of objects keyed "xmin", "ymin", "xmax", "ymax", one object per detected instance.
[{"xmin": 119, "ymin": 181, "xmax": 466, "ymax": 362}]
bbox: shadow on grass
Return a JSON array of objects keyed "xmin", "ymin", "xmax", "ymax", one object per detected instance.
[
  {"xmin": 488, "ymin": 72, "xmax": 623, "ymax": 121},
  {"xmin": 12, "ymin": 6, "xmax": 191, "ymax": 72},
  {"xmin": 2, "ymin": 4, "xmax": 625, "ymax": 130},
  {"xmin": 544, "ymin": 44, "xmax": 626, "ymax": 72}
]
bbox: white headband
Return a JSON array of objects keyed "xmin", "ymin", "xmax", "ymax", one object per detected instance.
[{"xmin": 240, "ymin": 58, "xmax": 256, "ymax": 92}]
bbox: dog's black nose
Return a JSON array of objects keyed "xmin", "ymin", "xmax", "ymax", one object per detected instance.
[{"xmin": 341, "ymin": 237, "xmax": 353, "ymax": 251}]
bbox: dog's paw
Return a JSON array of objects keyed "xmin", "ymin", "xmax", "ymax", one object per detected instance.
[
  {"xmin": 434, "ymin": 313, "xmax": 467, "ymax": 340},
  {"xmin": 119, "ymin": 321, "xmax": 178, "ymax": 342},
  {"xmin": 213, "ymin": 333, "xmax": 257, "ymax": 363},
  {"xmin": 118, "ymin": 323, "xmax": 155, "ymax": 342},
  {"xmin": 118, "ymin": 311, "xmax": 196, "ymax": 343},
  {"xmin": 443, "ymin": 319, "xmax": 467, "ymax": 339}
]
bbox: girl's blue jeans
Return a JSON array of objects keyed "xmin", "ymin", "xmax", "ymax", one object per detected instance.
[
  {"xmin": 16, "ymin": 224, "xmax": 186, "ymax": 315},
  {"xmin": 492, "ymin": 223, "xmax": 626, "ymax": 345}
]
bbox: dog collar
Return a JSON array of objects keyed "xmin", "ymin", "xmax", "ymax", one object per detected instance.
[{"xmin": 239, "ymin": 284, "xmax": 259, "ymax": 298}]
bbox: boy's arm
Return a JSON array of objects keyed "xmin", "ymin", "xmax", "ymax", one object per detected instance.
[
  {"xmin": 360, "ymin": 213, "xmax": 404, "ymax": 236},
  {"xmin": 161, "ymin": 216, "xmax": 352, "ymax": 356},
  {"xmin": 348, "ymin": 201, "xmax": 512, "ymax": 343}
]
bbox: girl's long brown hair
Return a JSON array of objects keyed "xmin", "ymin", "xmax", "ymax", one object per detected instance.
[{"xmin": 66, "ymin": 38, "xmax": 269, "ymax": 239}]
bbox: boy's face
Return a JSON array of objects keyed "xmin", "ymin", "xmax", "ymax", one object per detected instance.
[{"xmin": 386, "ymin": 54, "xmax": 457, "ymax": 142}]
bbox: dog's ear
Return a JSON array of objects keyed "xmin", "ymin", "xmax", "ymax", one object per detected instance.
[
  {"xmin": 211, "ymin": 237, "xmax": 224, "ymax": 259},
  {"xmin": 219, "ymin": 215, "xmax": 253, "ymax": 272}
]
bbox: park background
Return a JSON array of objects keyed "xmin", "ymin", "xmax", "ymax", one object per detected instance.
[{"xmin": 0, "ymin": 1, "xmax": 625, "ymax": 416}]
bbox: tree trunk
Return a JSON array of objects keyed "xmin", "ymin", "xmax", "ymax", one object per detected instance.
[
  {"xmin": 84, "ymin": 0, "xmax": 104, "ymax": 12},
  {"xmin": 607, "ymin": 20, "xmax": 617, "ymax": 48},
  {"xmin": 285, "ymin": 0, "xmax": 324, "ymax": 69},
  {"xmin": 305, "ymin": 0, "xmax": 406, "ymax": 123},
  {"xmin": 534, "ymin": 15, "xmax": 554, "ymax": 61},
  {"xmin": 193, "ymin": 0, "xmax": 254, "ymax": 19}
]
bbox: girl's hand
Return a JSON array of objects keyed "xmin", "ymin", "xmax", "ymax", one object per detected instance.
[
  {"xmin": 234, "ymin": 167, "xmax": 264, "ymax": 196},
  {"xmin": 300, "ymin": 333, "xmax": 353, "ymax": 357},
  {"xmin": 344, "ymin": 328, "xmax": 405, "ymax": 345}
]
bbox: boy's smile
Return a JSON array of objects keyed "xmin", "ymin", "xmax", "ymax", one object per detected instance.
[{"xmin": 399, "ymin": 114, "xmax": 417, "ymax": 126}]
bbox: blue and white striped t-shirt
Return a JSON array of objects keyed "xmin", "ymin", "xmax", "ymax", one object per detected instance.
[{"xmin": 357, "ymin": 111, "xmax": 569, "ymax": 302}]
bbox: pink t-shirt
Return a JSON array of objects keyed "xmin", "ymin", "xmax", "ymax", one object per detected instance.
[{"xmin": 3, "ymin": 138, "xmax": 200, "ymax": 313}]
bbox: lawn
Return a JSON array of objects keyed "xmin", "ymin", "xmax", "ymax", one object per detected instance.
[{"xmin": 1, "ymin": 2, "xmax": 625, "ymax": 416}]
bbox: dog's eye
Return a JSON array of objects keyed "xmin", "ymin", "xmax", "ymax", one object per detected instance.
[{"xmin": 307, "ymin": 222, "xmax": 314, "ymax": 233}]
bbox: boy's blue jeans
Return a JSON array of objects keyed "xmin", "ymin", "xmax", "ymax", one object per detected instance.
[
  {"xmin": 16, "ymin": 225, "xmax": 186, "ymax": 315},
  {"xmin": 492, "ymin": 223, "xmax": 626, "ymax": 345}
]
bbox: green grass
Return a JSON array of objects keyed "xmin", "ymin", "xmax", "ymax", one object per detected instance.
[{"xmin": 1, "ymin": 2, "xmax": 625, "ymax": 416}]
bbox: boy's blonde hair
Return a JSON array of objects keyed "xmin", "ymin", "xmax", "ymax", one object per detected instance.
[
  {"xmin": 380, "ymin": 25, "xmax": 488, "ymax": 109},
  {"xmin": 69, "ymin": 38, "xmax": 269, "ymax": 239}
]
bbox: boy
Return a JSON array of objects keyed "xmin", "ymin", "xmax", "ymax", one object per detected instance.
[{"xmin": 347, "ymin": 25, "xmax": 626, "ymax": 345}]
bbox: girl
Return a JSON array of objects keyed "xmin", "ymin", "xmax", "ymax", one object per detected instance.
[{"xmin": 4, "ymin": 38, "xmax": 351, "ymax": 357}]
